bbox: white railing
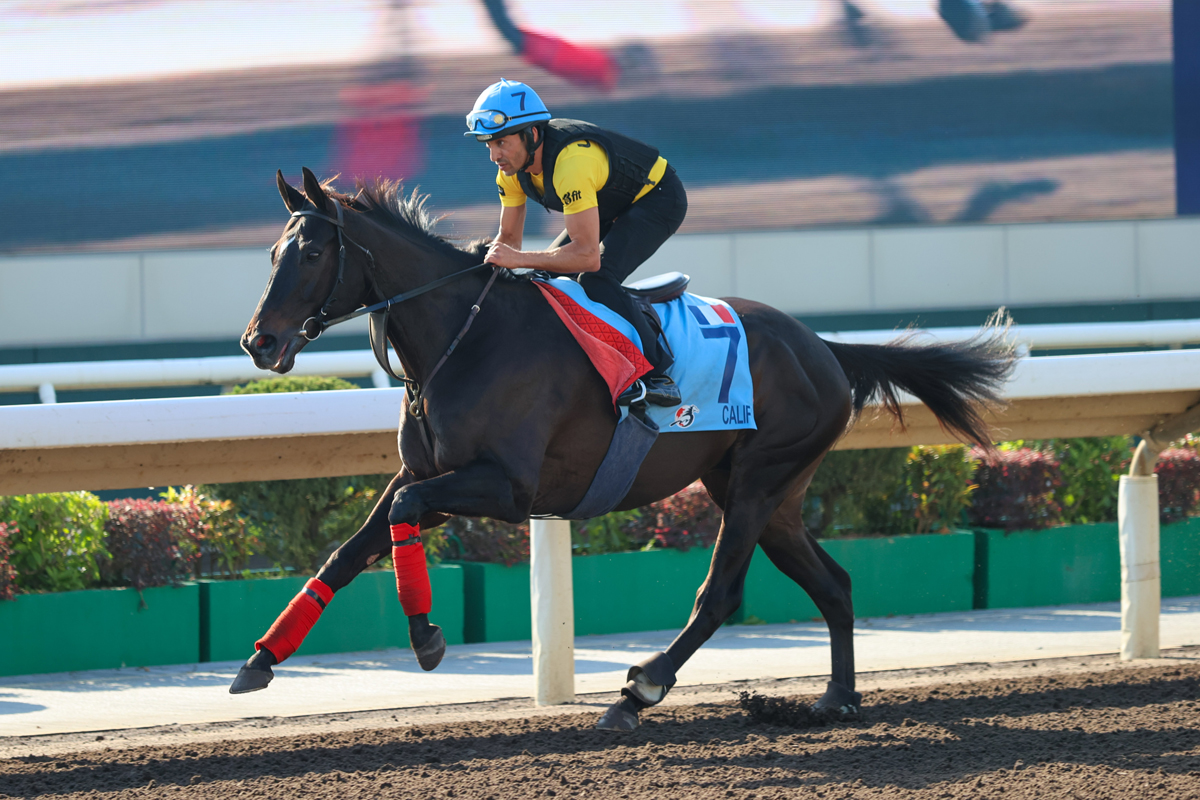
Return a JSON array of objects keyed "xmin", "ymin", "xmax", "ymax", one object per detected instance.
[
  {"xmin": 0, "ymin": 351, "xmax": 395, "ymax": 403},
  {"xmin": 1, "ymin": 318, "xmax": 1197, "ymax": 402}
]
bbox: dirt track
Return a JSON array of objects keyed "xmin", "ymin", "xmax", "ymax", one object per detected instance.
[{"xmin": 2, "ymin": 653, "xmax": 1199, "ymax": 799}]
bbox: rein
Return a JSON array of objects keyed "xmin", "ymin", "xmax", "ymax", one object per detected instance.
[{"xmin": 289, "ymin": 203, "xmax": 499, "ymax": 420}]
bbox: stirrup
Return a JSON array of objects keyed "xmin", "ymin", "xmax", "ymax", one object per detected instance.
[{"xmin": 617, "ymin": 379, "xmax": 649, "ymax": 407}]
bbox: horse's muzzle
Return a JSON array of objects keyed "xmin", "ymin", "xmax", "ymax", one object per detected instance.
[{"xmin": 242, "ymin": 329, "xmax": 294, "ymax": 372}]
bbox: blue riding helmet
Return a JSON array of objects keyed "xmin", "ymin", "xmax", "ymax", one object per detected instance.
[{"xmin": 465, "ymin": 79, "xmax": 551, "ymax": 141}]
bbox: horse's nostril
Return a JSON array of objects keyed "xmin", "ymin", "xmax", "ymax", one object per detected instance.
[{"xmin": 253, "ymin": 334, "xmax": 275, "ymax": 353}]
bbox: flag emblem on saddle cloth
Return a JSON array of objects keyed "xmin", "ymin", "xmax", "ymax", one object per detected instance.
[{"xmin": 687, "ymin": 300, "xmax": 736, "ymax": 326}]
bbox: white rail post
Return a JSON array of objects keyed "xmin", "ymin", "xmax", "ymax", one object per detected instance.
[
  {"xmin": 530, "ymin": 518, "xmax": 575, "ymax": 705},
  {"xmin": 1118, "ymin": 473, "xmax": 1161, "ymax": 659}
]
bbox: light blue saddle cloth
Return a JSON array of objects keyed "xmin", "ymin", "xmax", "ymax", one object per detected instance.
[{"xmin": 542, "ymin": 277, "xmax": 757, "ymax": 433}]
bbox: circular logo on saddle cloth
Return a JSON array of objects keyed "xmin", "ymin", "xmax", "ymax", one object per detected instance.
[{"xmin": 670, "ymin": 405, "xmax": 700, "ymax": 428}]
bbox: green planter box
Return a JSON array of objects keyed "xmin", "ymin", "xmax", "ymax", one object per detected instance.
[
  {"xmin": 976, "ymin": 517, "xmax": 1200, "ymax": 610},
  {"xmin": 0, "ymin": 584, "xmax": 199, "ymax": 677},
  {"xmin": 974, "ymin": 523, "xmax": 1120, "ymax": 609},
  {"xmin": 457, "ymin": 561, "xmax": 531, "ymax": 644},
  {"xmin": 573, "ymin": 547, "xmax": 717, "ymax": 636},
  {"xmin": 200, "ymin": 566, "xmax": 464, "ymax": 663},
  {"xmin": 1162, "ymin": 517, "xmax": 1200, "ymax": 598},
  {"xmin": 742, "ymin": 532, "xmax": 976, "ymax": 623},
  {"xmin": 458, "ymin": 547, "xmax": 719, "ymax": 644}
]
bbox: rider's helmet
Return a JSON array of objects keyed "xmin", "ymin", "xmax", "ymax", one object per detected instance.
[{"xmin": 464, "ymin": 79, "xmax": 551, "ymax": 142}]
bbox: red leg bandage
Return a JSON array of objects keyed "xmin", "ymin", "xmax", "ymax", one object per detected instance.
[
  {"xmin": 255, "ymin": 577, "xmax": 334, "ymax": 662},
  {"xmin": 391, "ymin": 523, "xmax": 432, "ymax": 616},
  {"xmin": 520, "ymin": 30, "xmax": 618, "ymax": 91}
]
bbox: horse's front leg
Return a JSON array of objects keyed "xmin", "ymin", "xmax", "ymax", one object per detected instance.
[
  {"xmin": 385, "ymin": 458, "xmax": 536, "ymax": 667},
  {"xmin": 388, "ymin": 458, "xmax": 534, "ymax": 526},
  {"xmin": 230, "ymin": 470, "xmax": 421, "ymax": 694}
]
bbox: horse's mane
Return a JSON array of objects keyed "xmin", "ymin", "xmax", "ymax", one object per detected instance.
[{"xmin": 319, "ymin": 178, "xmax": 516, "ymax": 277}]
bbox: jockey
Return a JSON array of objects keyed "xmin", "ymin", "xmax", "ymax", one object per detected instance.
[{"xmin": 466, "ymin": 78, "xmax": 686, "ymax": 408}]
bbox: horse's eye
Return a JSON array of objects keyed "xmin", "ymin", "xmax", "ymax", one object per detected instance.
[{"xmin": 306, "ymin": 250, "xmax": 321, "ymax": 261}]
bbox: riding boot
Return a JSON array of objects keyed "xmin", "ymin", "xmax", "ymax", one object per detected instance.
[{"xmin": 618, "ymin": 374, "xmax": 680, "ymax": 407}]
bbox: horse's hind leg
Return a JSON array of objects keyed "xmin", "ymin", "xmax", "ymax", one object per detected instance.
[
  {"xmin": 757, "ymin": 499, "xmax": 861, "ymax": 719},
  {"xmin": 596, "ymin": 459, "xmax": 812, "ymax": 731}
]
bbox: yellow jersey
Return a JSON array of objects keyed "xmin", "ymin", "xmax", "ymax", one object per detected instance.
[{"xmin": 497, "ymin": 140, "xmax": 669, "ymax": 216}]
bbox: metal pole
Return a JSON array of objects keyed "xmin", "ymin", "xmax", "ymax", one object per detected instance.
[
  {"xmin": 529, "ymin": 518, "xmax": 575, "ymax": 705},
  {"xmin": 1118, "ymin": 474, "xmax": 1161, "ymax": 659}
]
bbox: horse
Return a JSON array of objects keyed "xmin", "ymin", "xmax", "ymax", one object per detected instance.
[{"xmin": 233, "ymin": 167, "xmax": 1014, "ymax": 730}]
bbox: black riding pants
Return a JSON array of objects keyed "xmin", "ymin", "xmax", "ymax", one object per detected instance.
[{"xmin": 552, "ymin": 165, "xmax": 688, "ymax": 374}]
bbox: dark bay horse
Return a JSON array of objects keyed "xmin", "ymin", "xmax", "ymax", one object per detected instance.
[{"xmin": 234, "ymin": 167, "xmax": 1014, "ymax": 730}]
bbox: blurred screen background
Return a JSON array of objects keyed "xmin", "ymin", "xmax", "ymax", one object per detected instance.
[{"xmin": 0, "ymin": 0, "xmax": 1176, "ymax": 253}]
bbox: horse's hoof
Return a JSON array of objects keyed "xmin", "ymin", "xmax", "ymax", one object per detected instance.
[
  {"xmin": 413, "ymin": 625, "xmax": 445, "ymax": 671},
  {"xmin": 812, "ymin": 680, "xmax": 862, "ymax": 721},
  {"xmin": 229, "ymin": 665, "xmax": 273, "ymax": 694},
  {"xmin": 596, "ymin": 698, "xmax": 640, "ymax": 732}
]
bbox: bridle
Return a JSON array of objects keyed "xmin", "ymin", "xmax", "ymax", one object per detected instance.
[
  {"xmin": 292, "ymin": 201, "xmax": 368, "ymax": 343},
  {"xmin": 287, "ymin": 202, "xmax": 498, "ymax": 418}
]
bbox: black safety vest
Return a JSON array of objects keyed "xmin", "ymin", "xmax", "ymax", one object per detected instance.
[{"xmin": 517, "ymin": 119, "xmax": 661, "ymax": 221}]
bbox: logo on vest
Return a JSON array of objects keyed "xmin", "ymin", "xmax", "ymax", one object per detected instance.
[
  {"xmin": 561, "ymin": 190, "xmax": 582, "ymax": 206},
  {"xmin": 670, "ymin": 405, "xmax": 700, "ymax": 429}
]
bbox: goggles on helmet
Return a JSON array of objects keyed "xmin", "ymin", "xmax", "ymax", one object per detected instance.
[
  {"xmin": 466, "ymin": 111, "xmax": 547, "ymax": 139},
  {"xmin": 466, "ymin": 109, "xmax": 514, "ymax": 132}
]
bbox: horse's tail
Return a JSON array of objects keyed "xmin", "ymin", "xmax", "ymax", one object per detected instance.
[{"xmin": 822, "ymin": 312, "xmax": 1017, "ymax": 449}]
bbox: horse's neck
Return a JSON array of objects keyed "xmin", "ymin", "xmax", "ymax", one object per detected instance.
[{"xmin": 371, "ymin": 235, "xmax": 489, "ymax": 383}]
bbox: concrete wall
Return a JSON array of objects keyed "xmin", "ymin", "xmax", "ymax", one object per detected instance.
[{"xmin": 2, "ymin": 217, "xmax": 1198, "ymax": 349}]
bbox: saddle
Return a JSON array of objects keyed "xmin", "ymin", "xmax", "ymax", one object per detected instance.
[{"xmin": 624, "ymin": 271, "xmax": 690, "ymax": 304}]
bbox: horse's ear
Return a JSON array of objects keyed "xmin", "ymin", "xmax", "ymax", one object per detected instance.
[
  {"xmin": 277, "ymin": 170, "xmax": 305, "ymax": 214},
  {"xmin": 301, "ymin": 167, "xmax": 331, "ymax": 213}
]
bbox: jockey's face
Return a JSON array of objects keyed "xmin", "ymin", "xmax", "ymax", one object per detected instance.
[{"xmin": 485, "ymin": 128, "xmax": 537, "ymax": 175}]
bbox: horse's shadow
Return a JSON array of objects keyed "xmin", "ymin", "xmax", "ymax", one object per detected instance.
[{"xmin": 871, "ymin": 177, "xmax": 1060, "ymax": 225}]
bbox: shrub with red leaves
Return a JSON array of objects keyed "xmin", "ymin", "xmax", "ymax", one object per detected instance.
[
  {"xmin": 635, "ymin": 482, "xmax": 723, "ymax": 551},
  {"xmin": 1156, "ymin": 447, "xmax": 1200, "ymax": 525},
  {"xmin": 968, "ymin": 448, "xmax": 1064, "ymax": 531},
  {"xmin": 440, "ymin": 516, "xmax": 530, "ymax": 566},
  {"xmin": 101, "ymin": 500, "xmax": 203, "ymax": 590},
  {"xmin": 441, "ymin": 483, "xmax": 723, "ymax": 564},
  {"xmin": 0, "ymin": 522, "xmax": 17, "ymax": 601}
]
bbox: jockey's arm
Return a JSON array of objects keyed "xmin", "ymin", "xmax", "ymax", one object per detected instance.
[
  {"xmin": 495, "ymin": 203, "xmax": 525, "ymax": 251},
  {"xmin": 485, "ymin": 206, "xmax": 601, "ymax": 273}
]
